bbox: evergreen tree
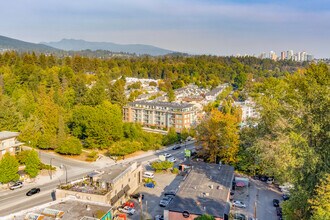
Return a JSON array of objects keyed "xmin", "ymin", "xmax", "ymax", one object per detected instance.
[
  {"xmin": 0, "ymin": 153, "xmax": 19, "ymax": 183},
  {"xmin": 24, "ymin": 150, "xmax": 41, "ymax": 178}
]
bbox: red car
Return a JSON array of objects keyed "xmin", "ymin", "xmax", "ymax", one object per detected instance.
[{"xmin": 123, "ymin": 201, "xmax": 134, "ymax": 208}]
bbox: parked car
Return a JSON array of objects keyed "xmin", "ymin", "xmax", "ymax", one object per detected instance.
[
  {"xmin": 172, "ymin": 146, "xmax": 181, "ymax": 150},
  {"xmin": 26, "ymin": 188, "xmax": 40, "ymax": 196},
  {"xmin": 273, "ymin": 199, "xmax": 280, "ymax": 207},
  {"xmin": 159, "ymin": 196, "xmax": 173, "ymax": 207},
  {"xmin": 123, "ymin": 201, "xmax": 134, "ymax": 208},
  {"xmin": 233, "ymin": 200, "xmax": 246, "ymax": 208},
  {"xmin": 164, "ymin": 153, "xmax": 172, "ymax": 158},
  {"xmin": 282, "ymin": 194, "xmax": 290, "ymax": 201},
  {"xmin": 154, "ymin": 215, "xmax": 164, "ymax": 220},
  {"xmin": 10, "ymin": 181, "xmax": 23, "ymax": 190},
  {"xmin": 267, "ymin": 177, "xmax": 274, "ymax": 184},
  {"xmin": 143, "ymin": 171, "xmax": 154, "ymax": 179},
  {"xmin": 167, "ymin": 157, "xmax": 177, "ymax": 163},
  {"xmin": 233, "ymin": 213, "xmax": 247, "ymax": 220},
  {"xmin": 118, "ymin": 206, "xmax": 135, "ymax": 215},
  {"xmin": 276, "ymin": 207, "xmax": 283, "ymax": 216},
  {"xmin": 130, "ymin": 193, "xmax": 144, "ymax": 200},
  {"xmin": 164, "ymin": 190, "xmax": 176, "ymax": 196},
  {"xmin": 260, "ymin": 175, "xmax": 269, "ymax": 182},
  {"xmin": 144, "ymin": 183, "xmax": 155, "ymax": 188}
]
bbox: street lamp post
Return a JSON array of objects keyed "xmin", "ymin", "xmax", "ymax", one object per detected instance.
[
  {"xmin": 63, "ymin": 165, "xmax": 68, "ymax": 184},
  {"xmin": 50, "ymin": 158, "xmax": 54, "ymax": 180}
]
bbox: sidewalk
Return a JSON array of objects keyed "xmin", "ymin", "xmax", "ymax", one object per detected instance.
[
  {"xmin": 92, "ymin": 140, "xmax": 196, "ymax": 168},
  {"xmin": 0, "ymin": 167, "xmax": 64, "ymax": 195}
]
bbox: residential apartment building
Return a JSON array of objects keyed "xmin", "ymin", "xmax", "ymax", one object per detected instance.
[
  {"xmin": 0, "ymin": 131, "xmax": 23, "ymax": 159},
  {"xmin": 123, "ymin": 101, "xmax": 197, "ymax": 132},
  {"xmin": 56, "ymin": 162, "xmax": 143, "ymax": 208},
  {"xmin": 234, "ymin": 98, "xmax": 259, "ymax": 123}
]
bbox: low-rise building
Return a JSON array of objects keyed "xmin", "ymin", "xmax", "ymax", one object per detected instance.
[
  {"xmin": 4, "ymin": 197, "xmax": 112, "ymax": 220},
  {"xmin": 165, "ymin": 162, "xmax": 234, "ymax": 220},
  {"xmin": 0, "ymin": 131, "xmax": 23, "ymax": 159},
  {"xmin": 56, "ymin": 162, "xmax": 142, "ymax": 208},
  {"xmin": 234, "ymin": 98, "xmax": 259, "ymax": 123},
  {"xmin": 205, "ymin": 84, "xmax": 228, "ymax": 102},
  {"xmin": 123, "ymin": 101, "xmax": 197, "ymax": 132}
]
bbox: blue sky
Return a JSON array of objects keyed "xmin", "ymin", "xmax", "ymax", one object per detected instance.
[{"xmin": 1, "ymin": 0, "xmax": 329, "ymax": 57}]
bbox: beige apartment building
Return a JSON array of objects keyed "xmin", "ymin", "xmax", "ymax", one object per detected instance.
[
  {"xmin": 123, "ymin": 101, "xmax": 197, "ymax": 132},
  {"xmin": 0, "ymin": 131, "xmax": 23, "ymax": 159},
  {"xmin": 56, "ymin": 162, "xmax": 142, "ymax": 208}
]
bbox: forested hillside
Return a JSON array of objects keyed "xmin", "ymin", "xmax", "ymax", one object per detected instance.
[{"xmin": 0, "ymin": 51, "xmax": 306, "ymax": 156}]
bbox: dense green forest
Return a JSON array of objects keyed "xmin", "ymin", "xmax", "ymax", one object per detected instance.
[{"xmin": 0, "ymin": 51, "xmax": 306, "ymax": 154}]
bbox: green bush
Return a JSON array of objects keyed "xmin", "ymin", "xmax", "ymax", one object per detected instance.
[
  {"xmin": 151, "ymin": 161, "xmax": 174, "ymax": 172},
  {"xmin": 172, "ymin": 167, "xmax": 179, "ymax": 174},
  {"xmin": 39, "ymin": 163, "xmax": 56, "ymax": 171},
  {"xmin": 143, "ymin": 177, "xmax": 156, "ymax": 185},
  {"xmin": 86, "ymin": 151, "xmax": 98, "ymax": 162}
]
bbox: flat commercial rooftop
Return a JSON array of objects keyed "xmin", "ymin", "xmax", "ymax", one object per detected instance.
[
  {"xmin": 167, "ymin": 162, "xmax": 234, "ymax": 218},
  {"xmin": 6, "ymin": 198, "xmax": 111, "ymax": 220}
]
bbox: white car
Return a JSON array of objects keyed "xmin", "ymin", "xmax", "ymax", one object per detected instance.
[
  {"xmin": 232, "ymin": 200, "xmax": 246, "ymax": 208},
  {"xmin": 167, "ymin": 157, "xmax": 177, "ymax": 163},
  {"xmin": 118, "ymin": 206, "xmax": 136, "ymax": 215},
  {"xmin": 9, "ymin": 181, "xmax": 23, "ymax": 190},
  {"xmin": 164, "ymin": 153, "xmax": 172, "ymax": 158}
]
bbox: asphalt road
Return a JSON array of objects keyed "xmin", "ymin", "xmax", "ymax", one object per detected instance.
[{"xmin": 0, "ymin": 143, "xmax": 196, "ymax": 216}]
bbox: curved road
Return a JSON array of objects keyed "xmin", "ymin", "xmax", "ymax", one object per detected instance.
[{"xmin": 0, "ymin": 143, "xmax": 196, "ymax": 216}]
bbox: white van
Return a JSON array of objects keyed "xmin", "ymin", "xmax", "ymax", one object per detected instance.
[{"xmin": 143, "ymin": 171, "xmax": 154, "ymax": 179}]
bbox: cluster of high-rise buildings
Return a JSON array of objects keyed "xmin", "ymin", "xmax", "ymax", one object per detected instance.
[{"xmin": 259, "ymin": 50, "xmax": 314, "ymax": 62}]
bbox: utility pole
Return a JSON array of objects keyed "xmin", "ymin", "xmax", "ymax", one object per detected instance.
[
  {"xmin": 254, "ymin": 189, "xmax": 258, "ymax": 219},
  {"xmin": 140, "ymin": 194, "xmax": 143, "ymax": 220},
  {"xmin": 50, "ymin": 158, "xmax": 54, "ymax": 180}
]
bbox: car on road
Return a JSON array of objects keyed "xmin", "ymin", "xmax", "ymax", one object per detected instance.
[
  {"xmin": 118, "ymin": 206, "xmax": 136, "ymax": 215},
  {"xmin": 10, "ymin": 181, "xmax": 23, "ymax": 190},
  {"xmin": 232, "ymin": 200, "xmax": 246, "ymax": 208},
  {"xmin": 233, "ymin": 213, "xmax": 247, "ymax": 220},
  {"xmin": 154, "ymin": 215, "xmax": 164, "ymax": 220},
  {"xmin": 164, "ymin": 153, "xmax": 172, "ymax": 158},
  {"xmin": 130, "ymin": 193, "xmax": 144, "ymax": 200},
  {"xmin": 172, "ymin": 145, "xmax": 181, "ymax": 150},
  {"xmin": 164, "ymin": 190, "xmax": 176, "ymax": 196},
  {"xmin": 167, "ymin": 157, "xmax": 177, "ymax": 163},
  {"xmin": 273, "ymin": 199, "xmax": 280, "ymax": 207},
  {"xmin": 26, "ymin": 188, "xmax": 40, "ymax": 196},
  {"xmin": 159, "ymin": 196, "xmax": 173, "ymax": 207}
]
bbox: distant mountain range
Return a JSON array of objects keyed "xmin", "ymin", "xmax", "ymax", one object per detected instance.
[
  {"xmin": 0, "ymin": 35, "xmax": 59, "ymax": 53},
  {"xmin": 0, "ymin": 35, "xmax": 177, "ymax": 56},
  {"xmin": 42, "ymin": 39, "xmax": 175, "ymax": 56}
]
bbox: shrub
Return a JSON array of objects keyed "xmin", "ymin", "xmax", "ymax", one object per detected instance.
[
  {"xmin": 39, "ymin": 163, "xmax": 56, "ymax": 171},
  {"xmin": 86, "ymin": 151, "xmax": 98, "ymax": 162},
  {"xmin": 151, "ymin": 161, "xmax": 174, "ymax": 172},
  {"xmin": 172, "ymin": 167, "xmax": 179, "ymax": 174}
]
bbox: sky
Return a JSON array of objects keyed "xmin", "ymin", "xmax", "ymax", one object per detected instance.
[{"xmin": 1, "ymin": 0, "xmax": 330, "ymax": 58}]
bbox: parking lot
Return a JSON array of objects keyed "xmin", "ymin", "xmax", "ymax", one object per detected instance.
[
  {"xmin": 231, "ymin": 177, "xmax": 283, "ymax": 220},
  {"xmin": 127, "ymin": 171, "xmax": 184, "ymax": 220}
]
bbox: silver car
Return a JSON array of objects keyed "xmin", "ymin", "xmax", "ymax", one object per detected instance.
[
  {"xmin": 159, "ymin": 196, "xmax": 173, "ymax": 207},
  {"xmin": 233, "ymin": 200, "xmax": 246, "ymax": 208}
]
